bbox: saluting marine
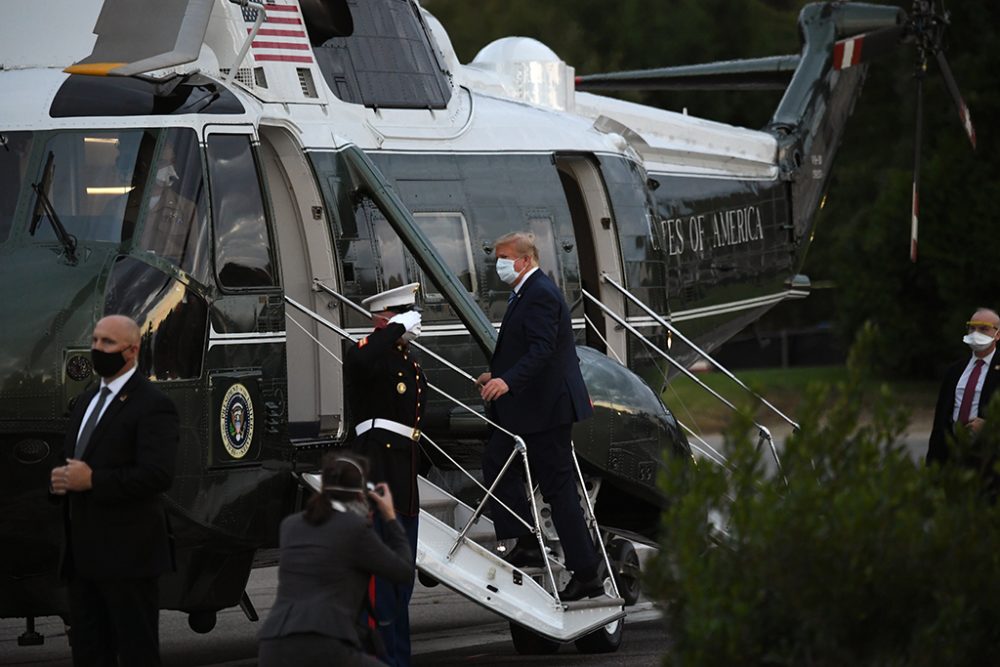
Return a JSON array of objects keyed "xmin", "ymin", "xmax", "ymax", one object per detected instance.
[{"xmin": 344, "ymin": 282, "xmax": 425, "ymax": 667}]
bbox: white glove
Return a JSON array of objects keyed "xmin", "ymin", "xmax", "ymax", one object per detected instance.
[{"xmin": 389, "ymin": 310, "xmax": 422, "ymax": 333}]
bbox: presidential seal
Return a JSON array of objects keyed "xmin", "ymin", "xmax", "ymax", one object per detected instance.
[{"xmin": 220, "ymin": 383, "xmax": 254, "ymax": 459}]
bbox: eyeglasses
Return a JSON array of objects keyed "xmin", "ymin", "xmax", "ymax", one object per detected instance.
[{"xmin": 966, "ymin": 321, "xmax": 998, "ymax": 334}]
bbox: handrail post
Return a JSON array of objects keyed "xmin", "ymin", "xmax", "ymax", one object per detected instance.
[
  {"xmin": 518, "ymin": 437, "xmax": 563, "ymax": 604},
  {"xmin": 569, "ymin": 447, "xmax": 619, "ymax": 600}
]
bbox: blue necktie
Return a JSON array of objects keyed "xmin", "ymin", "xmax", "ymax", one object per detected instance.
[{"xmin": 507, "ymin": 291, "xmax": 517, "ymax": 305}]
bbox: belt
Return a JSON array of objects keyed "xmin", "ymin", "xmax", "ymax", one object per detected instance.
[{"xmin": 356, "ymin": 418, "xmax": 421, "ymax": 441}]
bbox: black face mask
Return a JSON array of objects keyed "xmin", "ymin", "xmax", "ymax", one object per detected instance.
[{"xmin": 91, "ymin": 348, "xmax": 127, "ymax": 378}]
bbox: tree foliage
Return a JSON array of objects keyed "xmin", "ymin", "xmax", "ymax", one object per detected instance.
[
  {"xmin": 646, "ymin": 325, "xmax": 1000, "ymax": 665},
  {"xmin": 424, "ymin": 0, "xmax": 1000, "ymax": 377}
]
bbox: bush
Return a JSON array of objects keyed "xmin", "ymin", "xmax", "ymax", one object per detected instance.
[{"xmin": 647, "ymin": 325, "xmax": 1000, "ymax": 666}]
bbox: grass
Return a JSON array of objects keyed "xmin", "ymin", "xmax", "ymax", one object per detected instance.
[{"xmin": 660, "ymin": 365, "xmax": 939, "ymax": 434}]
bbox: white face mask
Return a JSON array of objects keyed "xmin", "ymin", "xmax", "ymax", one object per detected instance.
[
  {"xmin": 496, "ymin": 257, "xmax": 518, "ymax": 285},
  {"xmin": 963, "ymin": 331, "xmax": 997, "ymax": 352}
]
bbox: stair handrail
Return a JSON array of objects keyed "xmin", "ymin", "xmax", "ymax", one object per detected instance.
[
  {"xmin": 600, "ymin": 272, "xmax": 799, "ymax": 432},
  {"xmin": 581, "ymin": 288, "xmax": 785, "ymax": 479},
  {"xmin": 284, "ymin": 296, "xmax": 564, "ymax": 596}
]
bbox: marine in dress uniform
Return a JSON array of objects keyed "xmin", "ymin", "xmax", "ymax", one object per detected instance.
[{"xmin": 344, "ymin": 282, "xmax": 425, "ymax": 667}]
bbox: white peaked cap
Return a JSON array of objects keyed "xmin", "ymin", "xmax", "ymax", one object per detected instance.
[{"xmin": 362, "ymin": 282, "xmax": 421, "ymax": 312}]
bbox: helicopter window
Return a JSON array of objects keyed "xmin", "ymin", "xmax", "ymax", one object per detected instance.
[
  {"xmin": 314, "ymin": 0, "xmax": 450, "ymax": 109},
  {"xmin": 104, "ymin": 256, "xmax": 208, "ymax": 381},
  {"xmin": 29, "ymin": 130, "xmax": 149, "ymax": 245},
  {"xmin": 413, "ymin": 212, "xmax": 476, "ymax": 300},
  {"xmin": 368, "ymin": 204, "xmax": 409, "ymax": 290},
  {"xmin": 207, "ymin": 134, "xmax": 276, "ymax": 288},
  {"xmin": 0, "ymin": 131, "xmax": 32, "ymax": 244},
  {"xmin": 136, "ymin": 128, "xmax": 211, "ymax": 283},
  {"xmin": 526, "ymin": 216, "xmax": 561, "ymax": 283}
]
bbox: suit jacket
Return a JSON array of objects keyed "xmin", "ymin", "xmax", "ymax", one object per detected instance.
[
  {"xmin": 258, "ymin": 510, "xmax": 413, "ymax": 644},
  {"xmin": 927, "ymin": 355, "xmax": 1000, "ymax": 465},
  {"xmin": 490, "ymin": 270, "xmax": 593, "ymax": 434},
  {"xmin": 60, "ymin": 372, "xmax": 179, "ymax": 580}
]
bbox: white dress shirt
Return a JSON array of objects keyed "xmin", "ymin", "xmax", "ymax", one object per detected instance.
[
  {"xmin": 76, "ymin": 364, "xmax": 138, "ymax": 442},
  {"xmin": 513, "ymin": 266, "xmax": 539, "ymax": 295},
  {"xmin": 952, "ymin": 348, "xmax": 996, "ymax": 423}
]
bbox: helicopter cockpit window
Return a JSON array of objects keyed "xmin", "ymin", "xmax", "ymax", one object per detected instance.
[
  {"xmin": 413, "ymin": 212, "xmax": 476, "ymax": 300},
  {"xmin": 28, "ymin": 130, "xmax": 150, "ymax": 245},
  {"xmin": 0, "ymin": 132, "xmax": 32, "ymax": 244},
  {"xmin": 104, "ymin": 256, "xmax": 208, "ymax": 381},
  {"xmin": 207, "ymin": 134, "xmax": 276, "ymax": 288},
  {"xmin": 136, "ymin": 128, "xmax": 210, "ymax": 282}
]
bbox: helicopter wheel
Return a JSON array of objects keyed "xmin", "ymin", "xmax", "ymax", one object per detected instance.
[
  {"xmin": 508, "ymin": 622, "xmax": 560, "ymax": 654},
  {"xmin": 417, "ymin": 570, "xmax": 440, "ymax": 588},
  {"xmin": 574, "ymin": 617, "xmax": 624, "ymax": 654},
  {"xmin": 608, "ymin": 538, "xmax": 641, "ymax": 606},
  {"xmin": 188, "ymin": 610, "xmax": 217, "ymax": 634}
]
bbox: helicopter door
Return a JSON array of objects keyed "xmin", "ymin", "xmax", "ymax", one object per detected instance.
[
  {"xmin": 202, "ymin": 124, "xmax": 286, "ymax": 466},
  {"xmin": 554, "ymin": 155, "xmax": 626, "ymax": 361},
  {"xmin": 258, "ymin": 126, "xmax": 344, "ymax": 440}
]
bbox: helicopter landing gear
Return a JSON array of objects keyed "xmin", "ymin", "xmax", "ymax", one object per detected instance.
[
  {"xmin": 17, "ymin": 616, "xmax": 44, "ymax": 646},
  {"xmin": 187, "ymin": 610, "xmax": 217, "ymax": 634},
  {"xmin": 574, "ymin": 616, "xmax": 624, "ymax": 654},
  {"xmin": 509, "ymin": 622, "xmax": 560, "ymax": 655}
]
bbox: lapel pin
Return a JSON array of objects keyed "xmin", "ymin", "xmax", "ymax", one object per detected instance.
[{"xmin": 118, "ymin": 393, "xmax": 129, "ymax": 402}]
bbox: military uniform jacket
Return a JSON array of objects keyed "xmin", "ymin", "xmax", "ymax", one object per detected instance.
[{"xmin": 344, "ymin": 322, "xmax": 427, "ymax": 515}]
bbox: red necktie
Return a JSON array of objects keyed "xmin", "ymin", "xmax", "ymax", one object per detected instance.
[{"xmin": 957, "ymin": 359, "xmax": 986, "ymax": 425}]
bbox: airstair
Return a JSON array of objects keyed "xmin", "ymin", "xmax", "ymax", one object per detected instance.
[{"xmin": 288, "ymin": 287, "xmax": 627, "ymax": 650}]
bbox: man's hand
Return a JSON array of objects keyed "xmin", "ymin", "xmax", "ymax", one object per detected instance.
[
  {"xmin": 968, "ymin": 417, "xmax": 986, "ymax": 434},
  {"xmin": 480, "ymin": 377, "xmax": 510, "ymax": 402},
  {"xmin": 389, "ymin": 310, "xmax": 421, "ymax": 333},
  {"xmin": 474, "ymin": 372, "xmax": 491, "ymax": 389},
  {"xmin": 50, "ymin": 459, "xmax": 93, "ymax": 495}
]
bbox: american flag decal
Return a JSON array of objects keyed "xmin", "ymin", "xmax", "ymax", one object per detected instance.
[{"xmin": 243, "ymin": 2, "xmax": 314, "ymax": 64}]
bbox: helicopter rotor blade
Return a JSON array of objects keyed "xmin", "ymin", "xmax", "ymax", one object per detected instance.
[
  {"xmin": 831, "ymin": 24, "xmax": 906, "ymax": 71},
  {"xmin": 933, "ymin": 48, "xmax": 977, "ymax": 149},
  {"xmin": 574, "ymin": 55, "xmax": 799, "ymax": 92}
]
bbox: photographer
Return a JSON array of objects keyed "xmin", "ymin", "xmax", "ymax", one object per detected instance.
[{"xmin": 258, "ymin": 454, "xmax": 414, "ymax": 666}]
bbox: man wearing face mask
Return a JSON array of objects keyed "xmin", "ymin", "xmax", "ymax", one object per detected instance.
[
  {"xmin": 140, "ymin": 138, "xmax": 198, "ymax": 263},
  {"xmin": 927, "ymin": 307, "xmax": 1000, "ymax": 465},
  {"xmin": 344, "ymin": 282, "xmax": 425, "ymax": 666},
  {"xmin": 49, "ymin": 314, "xmax": 179, "ymax": 666},
  {"xmin": 475, "ymin": 232, "xmax": 603, "ymax": 602}
]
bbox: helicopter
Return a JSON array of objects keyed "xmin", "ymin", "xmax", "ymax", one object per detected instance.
[{"xmin": 0, "ymin": 0, "xmax": 975, "ymax": 651}]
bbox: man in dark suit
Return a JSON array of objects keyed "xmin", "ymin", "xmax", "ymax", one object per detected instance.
[
  {"xmin": 927, "ymin": 307, "xmax": 1000, "ymax": 466},
  {"xmin": 50, "ymin": 314, "xmax": 179, "ymax": 666},
  {"xmin": 475, "ymin": 232, "xmax": 602, "ymax": 601}
]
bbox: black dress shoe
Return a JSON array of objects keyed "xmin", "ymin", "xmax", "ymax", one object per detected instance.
[
  {"xmin": 559, "ymin": 574, "xmax": 604, "ymax": 601},
  {"xmin": 502, "ymin": 541, "xmax": 544, "ymax": 568}
]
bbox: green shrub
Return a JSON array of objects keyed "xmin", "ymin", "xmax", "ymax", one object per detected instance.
[{"xmin": 648, "ymin": 325, "xmax": 1000, "ymax": 666}]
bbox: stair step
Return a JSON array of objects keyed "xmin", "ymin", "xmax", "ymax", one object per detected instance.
[
  {"xmin": 563, "ymin": 596, "xmax": 626, "ymax": 611},
  {"xmin": 422, "ymin": 498, "xmax": 458, "ymax": 512}
]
